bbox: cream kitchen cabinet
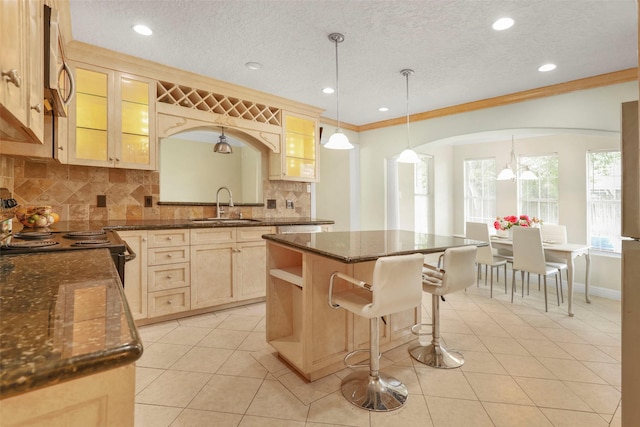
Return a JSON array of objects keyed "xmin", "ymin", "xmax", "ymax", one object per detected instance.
[
  {"xmin": 269, "ymin": 111, "xmax": 318, "ymax": 182},
  {"xmin": 68, "ymin": 62, "xmax": 156, "ymax": 170},
  {"xmin": 146, "ymin": 229, "xmax": 190, "ymax": 318},
  {"xmin": 0, "ymin": 0, "xmax": 44, "ymax": 145},
  {"xmin": 118, "ymin": 229, "xmax": 148, "ymax": 320},
  {"xmin": 190, "ymin": 226, "xmax": 275, "ymax": 310}
]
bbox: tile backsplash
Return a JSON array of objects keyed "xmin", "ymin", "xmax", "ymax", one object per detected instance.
[{"xmin": 1, "ymin": 155, "xmax": 311, "ymax": 222}]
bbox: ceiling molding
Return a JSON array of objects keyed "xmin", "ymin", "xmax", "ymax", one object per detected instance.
[{"xmin": 356, "ymin": 68, "xmax": 638, "ymax": 133}]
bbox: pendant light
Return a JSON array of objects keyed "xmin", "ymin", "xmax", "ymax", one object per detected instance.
[
  {"xmin": 213, "ymin": 127, "xmax": 233, "ymax": 154},
  {"xmin": 497, "ymin": 136, "xmax": 538, "ymax": 181},
  {"xmin": 396, "ymin": 69, "xmax": 420, "ymax": 163},
  {"xmin": 324, "ymin": 33, "xmax": 353, "ymax": 150}
]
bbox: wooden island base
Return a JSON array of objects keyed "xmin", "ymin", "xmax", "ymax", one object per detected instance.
[{"xmin": 266, "ymin": 241, "xmax": 420, "ymax": 382}]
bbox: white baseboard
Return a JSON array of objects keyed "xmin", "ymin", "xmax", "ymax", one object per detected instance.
[{"xmin": 566, "ymin": 282, "xmax": 621, "ymax": 301}]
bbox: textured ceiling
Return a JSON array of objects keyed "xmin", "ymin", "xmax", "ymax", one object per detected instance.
[{"xmin": 68, "ymin": 0, "xmax": 637, "ymax": 127}]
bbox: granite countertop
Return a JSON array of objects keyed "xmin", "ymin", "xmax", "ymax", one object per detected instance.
[
  {"xmin": 0, "ymin": 250, "xmax": 143, "ymax": 399},
  {"xmin": 20, "ymin": 217, "xmax": 333, "ymax": 233},
  {"xmin": 263, "ymin": 230, "xmax": 487, "ymax": 263}
]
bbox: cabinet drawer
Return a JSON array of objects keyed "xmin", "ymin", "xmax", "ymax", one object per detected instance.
[
  {"xmin": 148, "ymin": 229, "xmax": 189, "ymax": 248},
  {"xmin": 237, "ymin": 226, "xmax": 276, "ymax": 242},
  {"xmin": 148, "ymin": 263, "xmax": 190, "ymax": 292},
  {"xmin": 148, "ymin": 246, "xmax": 190, "ymax": 265},
  {"xmin": 190, "ymin": 228, "xmax": 236, "ymax": 245},
  {"xmin": 148, "ymin": 287, "xmax": 191, "ymax": 318}
]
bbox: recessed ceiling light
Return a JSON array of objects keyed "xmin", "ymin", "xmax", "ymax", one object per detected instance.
[
  {"xmin": 322, "ymin": 87, "xmax": 335, "ymax": 94},
  {"xmin": 378, "ymin": 107, "xmax": 389, "ymax": 112},
  {"xmin": 538, "ymin": 63, "xmax": 557, "ymax": 72},
  {"xmin": 245, "ymin": 62, "xmax": 262, "ymax": 70},
  {"xmin": 132, "ymin": 24, "xmax": 152, "ymax": 36},
  {"xmin": 492, "ymin": 17, "xmax": 514, "ymax": 31}
]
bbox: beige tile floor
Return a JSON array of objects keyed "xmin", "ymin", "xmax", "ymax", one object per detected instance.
[{"xmin": 134, "ymin": 279, "xmax": 622, "ymax": 427}]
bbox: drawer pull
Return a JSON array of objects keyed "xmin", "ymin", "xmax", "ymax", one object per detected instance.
[
  {"xmin": 167, "ymin": 253, "xmax": 173, "ymax": 258},
  {"xmin": 167, "ymin": 300, "xmax": 173, "ymax": 305},
  {"xmin": 167, "ymin": 236, "xmax": 173, "ymax": 240},
  {"xmin": 167, "ymin": 274, "xmax": 173, "ymax": 279}
]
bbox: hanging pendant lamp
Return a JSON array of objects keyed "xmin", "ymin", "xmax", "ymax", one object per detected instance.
[
  {"xmin": 496, "ymin": 135, "xmax": 538, "ymax": 181},
  {"xmin": 214, "ymin": 127, "xmax": 233, "ymax": 154},
  {"xmin": 324, "ymin": 32, "xmax": 353, "ymax": 150},
  {"xmin": 396, "ymin": 69, "xmax": 420, "ymax": 164}
]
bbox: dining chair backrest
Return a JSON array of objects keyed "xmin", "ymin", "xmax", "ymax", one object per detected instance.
[
  {"xmin": 512, "ymin": 227, "xmax": 547, "ymax": 275},
  {"xmin": 465, "ymin": 221, "xmax": 494, "ymax": 265},
  {"xmin": 438, "ymin": 246, "xmax": 478, "ymax": 294},
  {"xmin": 368, "ymin": 253, "xmax": 425, "ymax": 317},
  {"xmin": 541, "ymin": 224, "xmax": 567, "ymax": 244}
]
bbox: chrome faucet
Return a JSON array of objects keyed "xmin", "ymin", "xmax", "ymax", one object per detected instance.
[{"xmin": 216, "ymin": 187, "xmax": 234, "ymax": 219}]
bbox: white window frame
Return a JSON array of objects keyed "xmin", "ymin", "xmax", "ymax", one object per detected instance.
[
  {"xmin": 463, "ymin": 157, "xmax": 496, "ymax": 227},
  {"xmin": 518, "ymin": 154, "xmax": 559, "ymax": 224},
  {"xmin": 587, "ymin": 150, "xmax": 621, "ymax": 253}
]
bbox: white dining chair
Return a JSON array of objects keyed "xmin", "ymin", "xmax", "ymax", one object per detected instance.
[
  {"xmin": 539, "ymin": 224, "xmax": 568, "ymax": 298},
  {"xmin": 511, "ymin": 227, "xmax": 564, "ymax": 312},
  {"xmin": 466, "ymin": 222, "xmax": 509, "ymax": 298}
]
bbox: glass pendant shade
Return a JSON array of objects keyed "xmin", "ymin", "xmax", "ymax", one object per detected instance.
[
  {"xmin": 325, "ymin": 129, "xmax": 353, "ymax": 150},
  {"xmin": 397, "ymin": 148, "xmax": 420, "ymax": 164},
  {"xmin": 497, "ymin": 165, "xmax": 516, "ymax": 181},
  {"xmin": 519, "ymin": 166, "xmax": 538, "ymax": 180}
]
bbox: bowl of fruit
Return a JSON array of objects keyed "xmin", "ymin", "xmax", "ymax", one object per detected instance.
[{"xmin": 14, "ymin": 206, "xmax": 60, "ymax": 228}]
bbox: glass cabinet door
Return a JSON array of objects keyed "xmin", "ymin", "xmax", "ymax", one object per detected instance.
[
  {"xmin": 119, "ymin": 76, "xmax": 151, "ymax": 166},
  {"xmin": 74, "ymin": 67, "xmax": 109, "ymax": 162},
  {"xmin": 284, "ymin": 114, "xmax": 317, "ymax": 180}
]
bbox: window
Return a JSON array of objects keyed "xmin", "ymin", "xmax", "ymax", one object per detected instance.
[
  {"xmin": 587, "ymin": 150, "xmax": 621, "ymax": 252},
  {"xmin": 464, "ymin": 158, "xmax": 496, "ymax": 225},
  {"xmin": 518, "ymin": 155, "xmax": 559, "ymax": 224},
  {"xmin": 414, "ymin": 154, "xmax": 433, "ymax": 233}
]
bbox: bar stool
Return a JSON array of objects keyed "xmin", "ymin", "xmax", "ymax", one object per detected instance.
[
  {"xmin": 409, "ymin": 245, "xmax": 477, "ymax": 368},
  {"xmin": 328, "ymin": 253, "xmax": 424, "ymax": 411}
]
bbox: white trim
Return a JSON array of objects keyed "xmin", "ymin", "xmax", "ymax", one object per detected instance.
[{"xmin": 564, "ymin": 282, "xmax": 621, "ymax": 301}]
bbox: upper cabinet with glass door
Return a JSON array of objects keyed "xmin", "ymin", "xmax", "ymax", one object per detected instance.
[
  {"xmin": 270, "ymin": 112, "xmax": 318, "ymax": 181},
  {"xmin": 69, "ymin": 62, "xmax": 156, "ymax": 170}
]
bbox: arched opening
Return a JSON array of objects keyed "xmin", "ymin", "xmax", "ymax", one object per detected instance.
[{"xmin": 158, "ymin": 126, "xmax": 268, "ymax": 204}]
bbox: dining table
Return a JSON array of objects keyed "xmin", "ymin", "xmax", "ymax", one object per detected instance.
[{"xmin": 490, "ymin": 236, "xmax": 591, "ymax": 317}]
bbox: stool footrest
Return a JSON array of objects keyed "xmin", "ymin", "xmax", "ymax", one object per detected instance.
[
  {"xmin": 344, "ymin": 348, "xmax": 380, "ymax": 369},
  {"xmin": 410, "ymin": 322, "xmax": 434, "ymax": 336}
]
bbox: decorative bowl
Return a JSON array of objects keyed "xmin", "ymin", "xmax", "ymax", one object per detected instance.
[{"xmin": 14, "ymin": 206, "xmax": 59, "ymax": 228}]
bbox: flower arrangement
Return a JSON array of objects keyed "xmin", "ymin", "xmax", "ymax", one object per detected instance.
[{"xmin": 494, "ymin": 215, "xmax": 542, "ymax": 231}]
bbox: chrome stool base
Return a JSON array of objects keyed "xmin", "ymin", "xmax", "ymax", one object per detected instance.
[
  {"xmin": 408, "ymin": 341, "xmax": 464, "ymax": 369},
  {"xmin": 340, "ymin": 371, "xmax": 409, "ymax": 411}
]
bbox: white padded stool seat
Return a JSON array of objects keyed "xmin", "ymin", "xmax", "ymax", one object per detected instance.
[{"xmin": 328, "ymin": 253, "xmax": 424, "ymax": 412}]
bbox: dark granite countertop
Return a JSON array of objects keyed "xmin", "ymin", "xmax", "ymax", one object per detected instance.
[
  {"xmin": 263, "ymin": 230, "xmax": 487, "ymax": 263},
  {"xmin": 0, "ymin": 250, "xmax": 143, "ymax": 399},
  {"xmin": 16, "ymin": 217, "xmax": 333, "ymax": 233}
]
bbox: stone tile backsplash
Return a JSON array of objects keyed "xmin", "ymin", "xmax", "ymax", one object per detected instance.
[{"xmin": 2, "ymin": 155, "xmax": 311, "ymax": 222}]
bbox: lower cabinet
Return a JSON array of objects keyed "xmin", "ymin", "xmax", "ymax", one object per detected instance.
[
  {"xmin": 0, "ymin": 363, "xmax": 135, "ymax": 427},
  {"xmin": 118, "ymin": 226, "xmax": 274, "ymax": 324},
  {"xmin": 191, "ymin": 226, "xmax": 274, "ymax": 310},
  {"xmin": 118, "ymin": 229, "xmax": 148, "ymax": 320}
]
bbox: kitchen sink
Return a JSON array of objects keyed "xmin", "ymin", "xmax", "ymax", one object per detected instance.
[{"xmin": 190, "ymin": 218, "xmax": 260, "ymax": 224}]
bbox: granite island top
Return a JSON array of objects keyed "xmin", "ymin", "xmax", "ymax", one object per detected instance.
[
  {"xmin": 0, "ymin": 250, "xmax": 143, "ymax": 399},
  {"xmin": 21, "ymin": 217, "xmax": 333, "ymax": 233},
  {"xmin": 263, "ymin": 230, "xmax": 487, "ymax": 263}
]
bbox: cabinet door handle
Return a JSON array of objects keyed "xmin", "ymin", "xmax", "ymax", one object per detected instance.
[
  {"xmin": 2, "ymin": 69, "xmax": 21, "ymax": 87},
  {"xmin": 57, "ymin": 146, "xmax": 64, "ymax": 151},
  {"xmin": 31, "ymin": 104, "xmax": 43, "ymax": 113},
  {"xmin": 142, "ymin": 237, "xmax": 147, "ymax": 241}
]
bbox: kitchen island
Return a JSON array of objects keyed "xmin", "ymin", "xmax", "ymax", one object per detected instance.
[
  {"xmin": 0, "ymin": 249, "xmax": 143, "ymax": 426},
  {"xmin": 263, "ymin": 230, "xmax": 483, "ymax": 381}
]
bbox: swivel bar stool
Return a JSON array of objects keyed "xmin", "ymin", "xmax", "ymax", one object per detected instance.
[
  {"xmin": 409, "ymin": 245, "xmax": 477, "ymax": 368},
  {"xmin": 328, "ymin": 253, "xmax": 424, "ymax": 411}
]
